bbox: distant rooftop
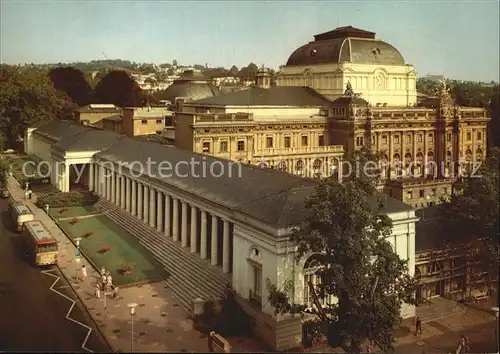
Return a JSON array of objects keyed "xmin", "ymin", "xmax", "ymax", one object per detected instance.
[{"xmin": 78, "ymin": 104, "xmax": 122, "ymax": 113}]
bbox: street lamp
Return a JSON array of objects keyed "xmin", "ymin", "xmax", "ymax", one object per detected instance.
[
  {"xmin": 74, "ymin": 237, "xmax": 82, "ymax": 283},
  {"xmin": 128, "ymin": 302, "xmax": 138, "ymax": 352},
  {"xmin": 492, "ymin": 306, "xmax": 499, "ymax": 353}
]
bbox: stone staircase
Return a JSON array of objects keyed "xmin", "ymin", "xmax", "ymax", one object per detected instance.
[{"xmin": 94, "ymin": 199, "xmax": 231, "ymax": 313}]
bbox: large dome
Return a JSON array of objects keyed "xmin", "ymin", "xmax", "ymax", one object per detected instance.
[
  {"xmin": 286, "ymin": 26, "xmax": 405, "ymax": 67},
  {"xmin": 161, "ymin": 70, "xmax": 220, "ymax": 103}
]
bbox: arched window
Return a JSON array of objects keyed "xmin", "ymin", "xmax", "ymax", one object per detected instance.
[
  {"xmin": 465, "ymin": 149, "xmax": 472, "ymax": 162},
  {"xmin": 303, "ymin": 254, "xmax": 334, "ymax": 309},
  {"xmin": 404, "ymin": 153, "xmax": 412, "ymax": 165},
  {"xmin": 258, "ymin": 162, "xmax": 268, "ymax": 169},
  {"xmin": 277, "ymin": 160, "xmax": 287, "ymax": 171},
  {"xmin": 476, "ymin": 148, "xmax": 483, "ymax": 161}
]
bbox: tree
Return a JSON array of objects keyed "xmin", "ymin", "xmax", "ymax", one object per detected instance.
[
  {"xmin": 238, "ymin": 63, "xmax": 259, "ymax": 81},
  {"xmin": 49, "ymin": 67, "xmax": 92, "ymax": 106},
  {"xmin": 0, "ymin": 65, "xmax": 77, "ymax": 149},
  {"xmin": 92, "ymin": 70, "xmax": 145, "ymax": 107},
  {"xmin": 488, "ymin": 85, "xmax": 500, "ymax": 147},
  {"xmin": 438, "ymin": 147, "xmax": 499, "ymax": 277},
  {"xmin": 269, "ymin": 149, "xmax": 415, "ymax": 352},
  {"xmin": 229, "ymin": 65, "xmax": 238, "ymax": 77},
  {"xmin": 0, "ymin": 158, "xmax": 9, "ymax": 188}
]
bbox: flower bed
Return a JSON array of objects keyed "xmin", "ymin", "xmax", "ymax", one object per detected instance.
[
  {"xmin": 37, "ymin": 191, "xmax": 98, "ymax": 208},
  {"xmin": 98, "ymin": 244, "xmax": 111, "ymax": 255},
  {"xmin": 119, "ymin": 264, "xmax": 134, "ymax": 276},
  {"xmin": 69, "ymin": 217, "xmax": 80, "ymax": 225},
  {"xmin": 82, "ymin": 231, "xmax": 94, "ymax": 239}
]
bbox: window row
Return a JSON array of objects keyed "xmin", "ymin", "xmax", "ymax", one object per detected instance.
[
  {"xmin": 141, "ymin": 119, "xmax": 163, "ymax": 125},
  {"xmin": 202, "ymin": 135, "xmax": 325, "ymax": 153}
]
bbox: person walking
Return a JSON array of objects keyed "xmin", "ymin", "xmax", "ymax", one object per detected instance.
[
  {"xmin": 27, "ymin": 189, "xmax": 32, "ymax": 200},
  {"xmin": 415, "ymin": 317, "xmax": 422, "ymax": 335},
  {"xmin": 81, "ymin": 264, "xmax": 88, "ymax": 281},
  {"xmin": 106, "ymin": 273, "xmax": 113, "ymax": 290},
  {"xmin": 94, "ymin": 283, "xmax": 101, "ymax": 299},
  {"xmin": 101, "ymin": 272, "xmax": 107, "ymax": 292},
  {"xmin": 112, "ymin": 285, "xmax": 119, "ymax": 300}
]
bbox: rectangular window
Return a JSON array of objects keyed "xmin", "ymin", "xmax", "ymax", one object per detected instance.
[
  {"xmin": 477, "ymin": 131, "xmax": 482, "ymax": 140},
  {"xmin": 419, "ymin": 190, "xmax": 425, "ymax": 198},
  {"xmin": 237, "ymin": 140, "xmax": 245, "ymax": 151},
  {"xmin": 318, "ymin": 135, "xmax": 325, "ymax": 146},
  {"xmin": 406, "ymin": 134, "xmax": 411, "ymax": 144},
  {"xmin": 382, "ymin": 136, "xmax": 388, "ymax": 144},
  {"xmin": 467, "ymin": 131, "xmax": 472, "ymax": 140},
  {"xmin": 156, "ymin": 119, "xmax": 162, "ymax": 124},
  {"xmin": 301, "ymin": 135, "xmax": 308, "ymax": 146},
  {"xmin": 266, "ymin": 137, "xmax": 273, "ymax": 148},
  {"xmin": 429, "ymin": 134, "xmax": 434, "ymax": 142},
  {"xmin": 356, "ymin": 136, "xmax": 364, "ymax": 147},
  {"xmin": 284, "ymin": 136, "xmax": 291, "ymax": 148},
  {"xmin": 446, "ymin": 133, "xmax": 452, "ymax": 142},
  {"xmin": 394, "ymin": 135, "xmax": 400, "ymax": 144},
  {"xmin": 432, "ymin": 188, "xmax": 436, "ymax": 196},
  {"xmin": 372, "ymin": 135, "xmax": 376, "ymax": 145},
  {"xmin": 202, "ymin": 142, "xmax": 210, "ymax": 153},
  {"xmin": 407, "ymin": 191, "xmax": 413, "ymax": 199},
  {"xmin": 220, "ymin": 141, "xmax": 228, "ymax": 153},
  {"xmin": 141, "ymin": 120, "xmax": 148, "ymax": 125}
]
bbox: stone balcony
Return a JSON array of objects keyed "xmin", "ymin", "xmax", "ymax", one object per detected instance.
[{"xmin": 253, "ymin": 145, "xmax": 344, "ymax": 158}]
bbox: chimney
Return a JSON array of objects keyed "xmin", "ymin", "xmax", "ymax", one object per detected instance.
[{"xmin": 256, "ymin": 65, "xmax": 271, "ymax": 89}]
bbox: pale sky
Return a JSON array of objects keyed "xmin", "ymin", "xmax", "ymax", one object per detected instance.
[{"xmin": 1, "ymin": 0, "xmax": 499, "ymax": 82}]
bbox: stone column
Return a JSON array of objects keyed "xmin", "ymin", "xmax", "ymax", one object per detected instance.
[
  {"xmin": 156, "ymin": 190, "xmax": 163, "ymax": 232},
  {"xmin": 120, "ymin": 176, "xmax": 126, "ymax": 209},
  {"xmin": 200, "ymin": 211, "xmax": 208, "ymax": 259},
  {"xmin": 164, "ymin": 194, "xmax": 171, "ymax": 237},
  {"xmin": 125, "ymin": 177, "xmax": 131, "ymax": 212},
  {"xmin": 111, "ymin": 171, "xmax": 116, "ymax": 204},
  {"xmin": 143, "ymin": 185, "xmax": 149, "ymax": 223},
  {"xmin": 149, "ymin": 187, "xmax": 156, "ymax": 228},
  {"xmin": 222, "ymin": 220, "xmax": 230, "ymax": 273},
  {"xmin": 89, "ymin": 163, "xmax": 94, "ymax": 191},
  {"xmin": 211, "ymin": 215, "xmax": 218, "ymax": 266},
  {"xmin": 172, "ymin": 198, "xmax": 179, "ymax": 241},
  {"xmin": 137, "ymin": 183, "xmax": 143, "ymax": 221},
  {"xmin": 181, "ymin": 201, "xmax": 188, "ymax": 247},
  {"xmin": 131, "ymin": 180, "xmax": 137, "ymax": 216},
  {"xmin": 190, "ymin": 205, "xmax": 198, "ymax": 253},
  {"xmin": 64, "ymin": 163, "xmax": 71, "ymax": 192}
]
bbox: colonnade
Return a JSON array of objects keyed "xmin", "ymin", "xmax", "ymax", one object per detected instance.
[{"xmin": 88, "ymin": 162, "xmax": 233, "ymax": 273}]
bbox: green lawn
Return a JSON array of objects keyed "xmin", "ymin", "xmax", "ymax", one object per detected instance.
[
  {"xmin": 6, "ymin": 155, "xmax": 49, "ymax": 184},
  {"xmin": 53, "ymin": 207, "xmax": 166, "ymax": 286}
]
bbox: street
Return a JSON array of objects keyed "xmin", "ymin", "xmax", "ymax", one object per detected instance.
[{"xmin": 0, "ymin": 198, "xmax": 111, "ymax": 352}]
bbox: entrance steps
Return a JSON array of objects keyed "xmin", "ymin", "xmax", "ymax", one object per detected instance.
[{"xmin": 94, "ymin": 199, "xmax": 230, "ymax": 314}]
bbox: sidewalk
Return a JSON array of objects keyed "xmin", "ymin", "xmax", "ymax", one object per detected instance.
[{"xmin": 6, "ymin": 176, "xmax": 223, "ymax": 352}]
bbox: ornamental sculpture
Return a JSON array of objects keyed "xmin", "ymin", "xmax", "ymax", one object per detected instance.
[{"xmin": 343, "ymin": 81, "xmax": 362, "ymax": 98}]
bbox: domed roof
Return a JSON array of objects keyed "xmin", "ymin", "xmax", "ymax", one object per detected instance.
[
  {"xmin": 161, "ymin": 70, "xmax": 220, "ymax": 102},
  {"xmin": 286, "ymin": 26, "xmax": 405, "ymax": 67}
]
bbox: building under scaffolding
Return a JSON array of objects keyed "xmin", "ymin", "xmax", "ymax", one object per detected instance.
[{"xmin": 414, "ymin": 206, "xmax": 497, "ymax": 303}]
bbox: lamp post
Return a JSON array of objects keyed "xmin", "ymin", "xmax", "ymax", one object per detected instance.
[
  {"xmin": 492, "ymin": 306, "xmax": 499, "ymax": 353},
  {"xmin": 74, "ymin": 237, "xmax": 82, "ymax": 283},
  {"xmin": 128, "ymin": 302, "xmax": 138, "ymax": 352}
]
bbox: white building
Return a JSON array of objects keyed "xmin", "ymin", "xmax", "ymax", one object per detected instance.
[{"xmin": 25, "ymin": 120, "xmax": 417, "ymax": 350}]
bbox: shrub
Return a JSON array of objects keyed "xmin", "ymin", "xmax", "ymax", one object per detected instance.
[
  {"xmin": 215, "ymin": 285, "xmax": 252, "ymax": 337},
  {"xmin": 69, "ymin": 218, "xmax": 80, "ymax": 225}
]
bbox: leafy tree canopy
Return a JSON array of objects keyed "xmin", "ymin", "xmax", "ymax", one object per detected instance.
[
  {"xmin": 0, "ymin": 159, "xmax": 9, "ymax": 187},
  {"xmin": 92, "ymin": 70, "xmax": 145, "ymax": 107},
  {"xmin": 0, "ymin": 65, "xmax": 77, "ymax": 149},
  {"xmin": 49, "ymin": 66, "xmax": 92, "ymax": 106},
  {"xmin": 270, "ymin": 149, "xmax": 415, "ymax": 353}
]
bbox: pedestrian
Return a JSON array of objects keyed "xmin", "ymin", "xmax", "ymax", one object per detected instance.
[
  {"xmin": 81, "ymin": 264, "xmax": 88, "ymax": 280},
  {"xmin": 94, "ymin": 283, "xmax": 101, "ymax": 299},
  {"xmin": 27, "ymin": 189, "xmax": 32, "ymax": 200},
  {"xmin": 24, "ymin": 190, "xmax": 29, "ymax": 200},
  {"xmin": 101, "ymin": 272, "xmax": 107, "ymax": 291},
  {"xmin": 112, "ymin": 285, "xmax": 119, "ymax": 300},
  {"xmin": 415, "ymin": 317, "xmax": 422, "ymax": 335},
  {"xmin": 107, "ymin": 273, "xmax": 113, "ymax": 289}
]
